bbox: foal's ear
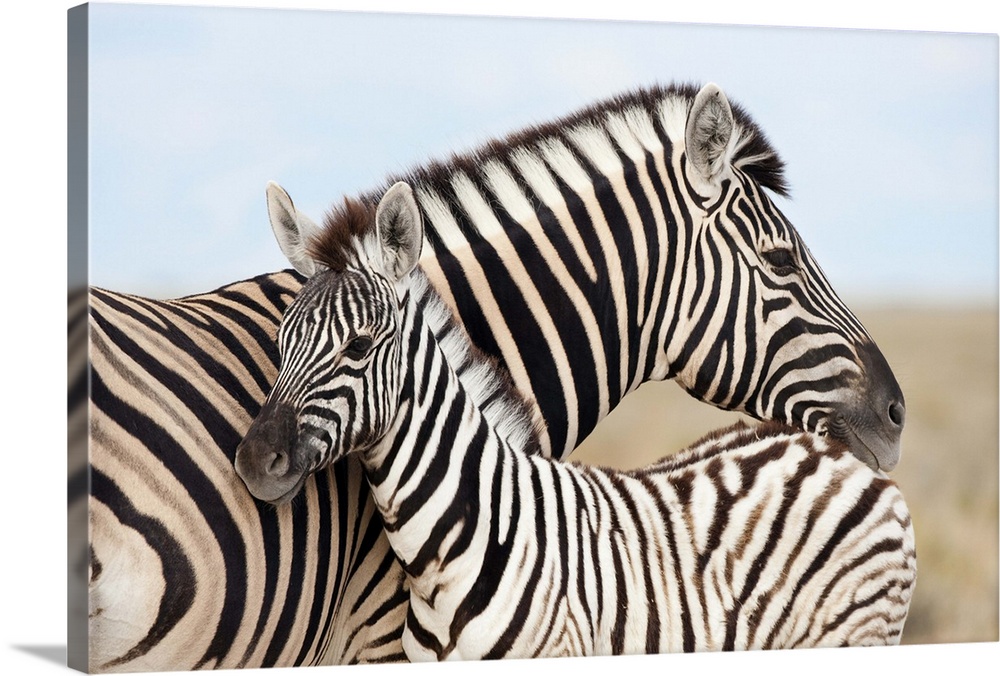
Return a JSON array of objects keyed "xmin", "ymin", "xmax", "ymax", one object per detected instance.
[
  {"xmin": 374, "ymin": 182, "xmax": 423, "ymax": 282},
  {"xmin": 684, "ymin": 83, "xmax": 735, "ymax": 192},
  {"xmin": 266, "ymin": 182, "xmax": 323, "ymax": 277}
]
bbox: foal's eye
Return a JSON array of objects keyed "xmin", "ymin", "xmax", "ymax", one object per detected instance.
[
  {"xmin": 343, "ymin": 335, "xmax": 374, "ymax": 359},
  {"xmin": 761, "ymin": 249, "xmax": 797, "ymax": 275}
]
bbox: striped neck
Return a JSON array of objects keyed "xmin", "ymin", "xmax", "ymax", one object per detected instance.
[{"xmin": 359, "ymin": 270, "xmax": 532, "ymax": 572}]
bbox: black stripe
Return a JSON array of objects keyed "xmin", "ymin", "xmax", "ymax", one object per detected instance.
[
  {"xmin": 608, "ymin": 473, "xmax": 661, "ymax": 653},
  {"xmin": 635, "ymin": 148, "xmax": 672, "ymax": 380},
  {"xmin": 656, "ymin": 153, "xmax": 697, "ymax": 379},
  {"xmin": 294, "ymin": 471, "xmax": 336, "ymax": 666},
  {"xmin": 403, "ymin": 399, "xmax": 481, "ymax": 576},
  {"xmin": 762, "ymin": 481, "xmax": 888, "ymax": 649},
  {"xmin": 262, "ymin": 484, "xmax": 314, "ymax": 667},
  {"xmin": 530, "ymin": 462, "xmax": 570, "ymax": 653},
  {"xmin": 91, "ymin": 467, "xmax": 197, "ymax": 669},
  {"xmin": 481, "ymin": 454, "xmax": 543, "ymax": 659}
]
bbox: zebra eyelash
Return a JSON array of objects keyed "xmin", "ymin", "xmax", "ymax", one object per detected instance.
[
  {"xmin": 760, "ymin": 248, "xmax": 798, "ymax": 275},
  {"xmin": 342, "ymin": 335, "xmax": 375, "ymax": 359}
]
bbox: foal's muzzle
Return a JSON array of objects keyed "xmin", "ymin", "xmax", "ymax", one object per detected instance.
[{"xmin": 235, "ymin": 402, "xmax": 309, "ymax": 504}]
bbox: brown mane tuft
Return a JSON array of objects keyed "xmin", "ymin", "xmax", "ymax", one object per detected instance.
[{"xmin": 308, "ymin": 196, "xmax": 377, "ymax": 272}]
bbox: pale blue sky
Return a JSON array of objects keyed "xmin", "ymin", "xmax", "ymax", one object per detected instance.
[{"xmin": 84, "ymin": 2, "xmax": 998, "ymax": 304}]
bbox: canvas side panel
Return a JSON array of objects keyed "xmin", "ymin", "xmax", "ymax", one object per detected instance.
[{"xmin": 68, "ymin": 3, "xmax": 90, "ymax": 673}]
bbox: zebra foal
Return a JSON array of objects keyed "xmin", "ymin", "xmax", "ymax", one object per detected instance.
[{"xmin": 237, "ymin": 182, "xmax": 916, "ymax": 660}]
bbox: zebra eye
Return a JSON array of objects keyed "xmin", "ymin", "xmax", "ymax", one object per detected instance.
[
  {"xmin": 762, "ymin": 249, "xmax": 797, "ymax": 275},
  {"xmin": 343, "ymin": 335, "xmax": 374, "ymax": 359}
]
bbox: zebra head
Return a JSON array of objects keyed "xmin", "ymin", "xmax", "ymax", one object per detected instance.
[
  {"xmin": 235, "ymin": 182, "xmax": 421, "ymax": 504},
  {"xmin": 664, "ymin": 84, "xmax": 905, "ymax": 471}
]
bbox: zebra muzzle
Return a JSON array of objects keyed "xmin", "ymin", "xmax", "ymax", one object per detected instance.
[
  {"xmin": 235, "ymin": 401, "xmax": 308, "ymax": 504},
  {"xmin": 828, "ymin": 343, "xmax": 905, "ymax": 472}
]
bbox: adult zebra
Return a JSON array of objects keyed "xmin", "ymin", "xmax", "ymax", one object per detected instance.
[
  {"xmin": 85, "ymin": 82, "xmax": 903, "ymax": 670},
  {"xmin": 236, "ymin": 181, "xmax": 916, "ymax": 659}
]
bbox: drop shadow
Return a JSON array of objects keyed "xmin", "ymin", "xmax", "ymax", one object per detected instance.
[{"xmin": 12, "ymin": 644, "xmax": 66, "ymax": 667}]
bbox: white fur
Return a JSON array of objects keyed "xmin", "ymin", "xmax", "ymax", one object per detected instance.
[
  {"xmin": 408, "ymin": 272, "xmax": 538, "ymax": 453},
  {"xmin": 508, "ymin": 147, "xmax": 598, "ymax": 282}
]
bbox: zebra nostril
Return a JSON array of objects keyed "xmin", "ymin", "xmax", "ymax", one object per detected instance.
[
  {"xmin": 266, "ymin": 451, "xmax": 289, "ymax": 477},
  {"xmin": 888, "ymin": 401, "xmax": 905, "ymax": 428}
]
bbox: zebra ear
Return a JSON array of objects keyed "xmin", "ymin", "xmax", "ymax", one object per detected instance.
[
  {"xmin": 685, "ymin": 83, "xmax": 735, "ymax": 189},
  {"xmin": 266, "ymin": 182, "xmax": 323, "ymax": 277},
  {"xmin": 374, "ymin": 181, "xmax": 423, "ymax": 282}
]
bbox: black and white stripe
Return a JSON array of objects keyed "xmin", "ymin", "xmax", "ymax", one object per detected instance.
[{"xmin": 237, "ymin": 184, "xmax": 916, "ymax": 659}]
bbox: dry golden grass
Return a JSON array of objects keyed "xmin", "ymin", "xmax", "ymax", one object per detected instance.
[{"xmin": 572, "ymin": 305, "xmax": 999, "ymax": 646}]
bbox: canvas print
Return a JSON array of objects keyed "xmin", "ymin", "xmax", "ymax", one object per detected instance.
[{"xmin": 68, "ymin": 3, "xmax": 998, "ymax": 673}]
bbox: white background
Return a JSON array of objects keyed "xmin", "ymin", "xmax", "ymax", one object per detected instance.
[{"xmin": 2, "ymin": 2, "xmax": 998, "ymax": 675}]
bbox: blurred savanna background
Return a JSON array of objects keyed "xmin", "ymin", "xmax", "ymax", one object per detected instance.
[{"xmin": 80, "ymin": 0, "xmax": 997, "ymax": 651}]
